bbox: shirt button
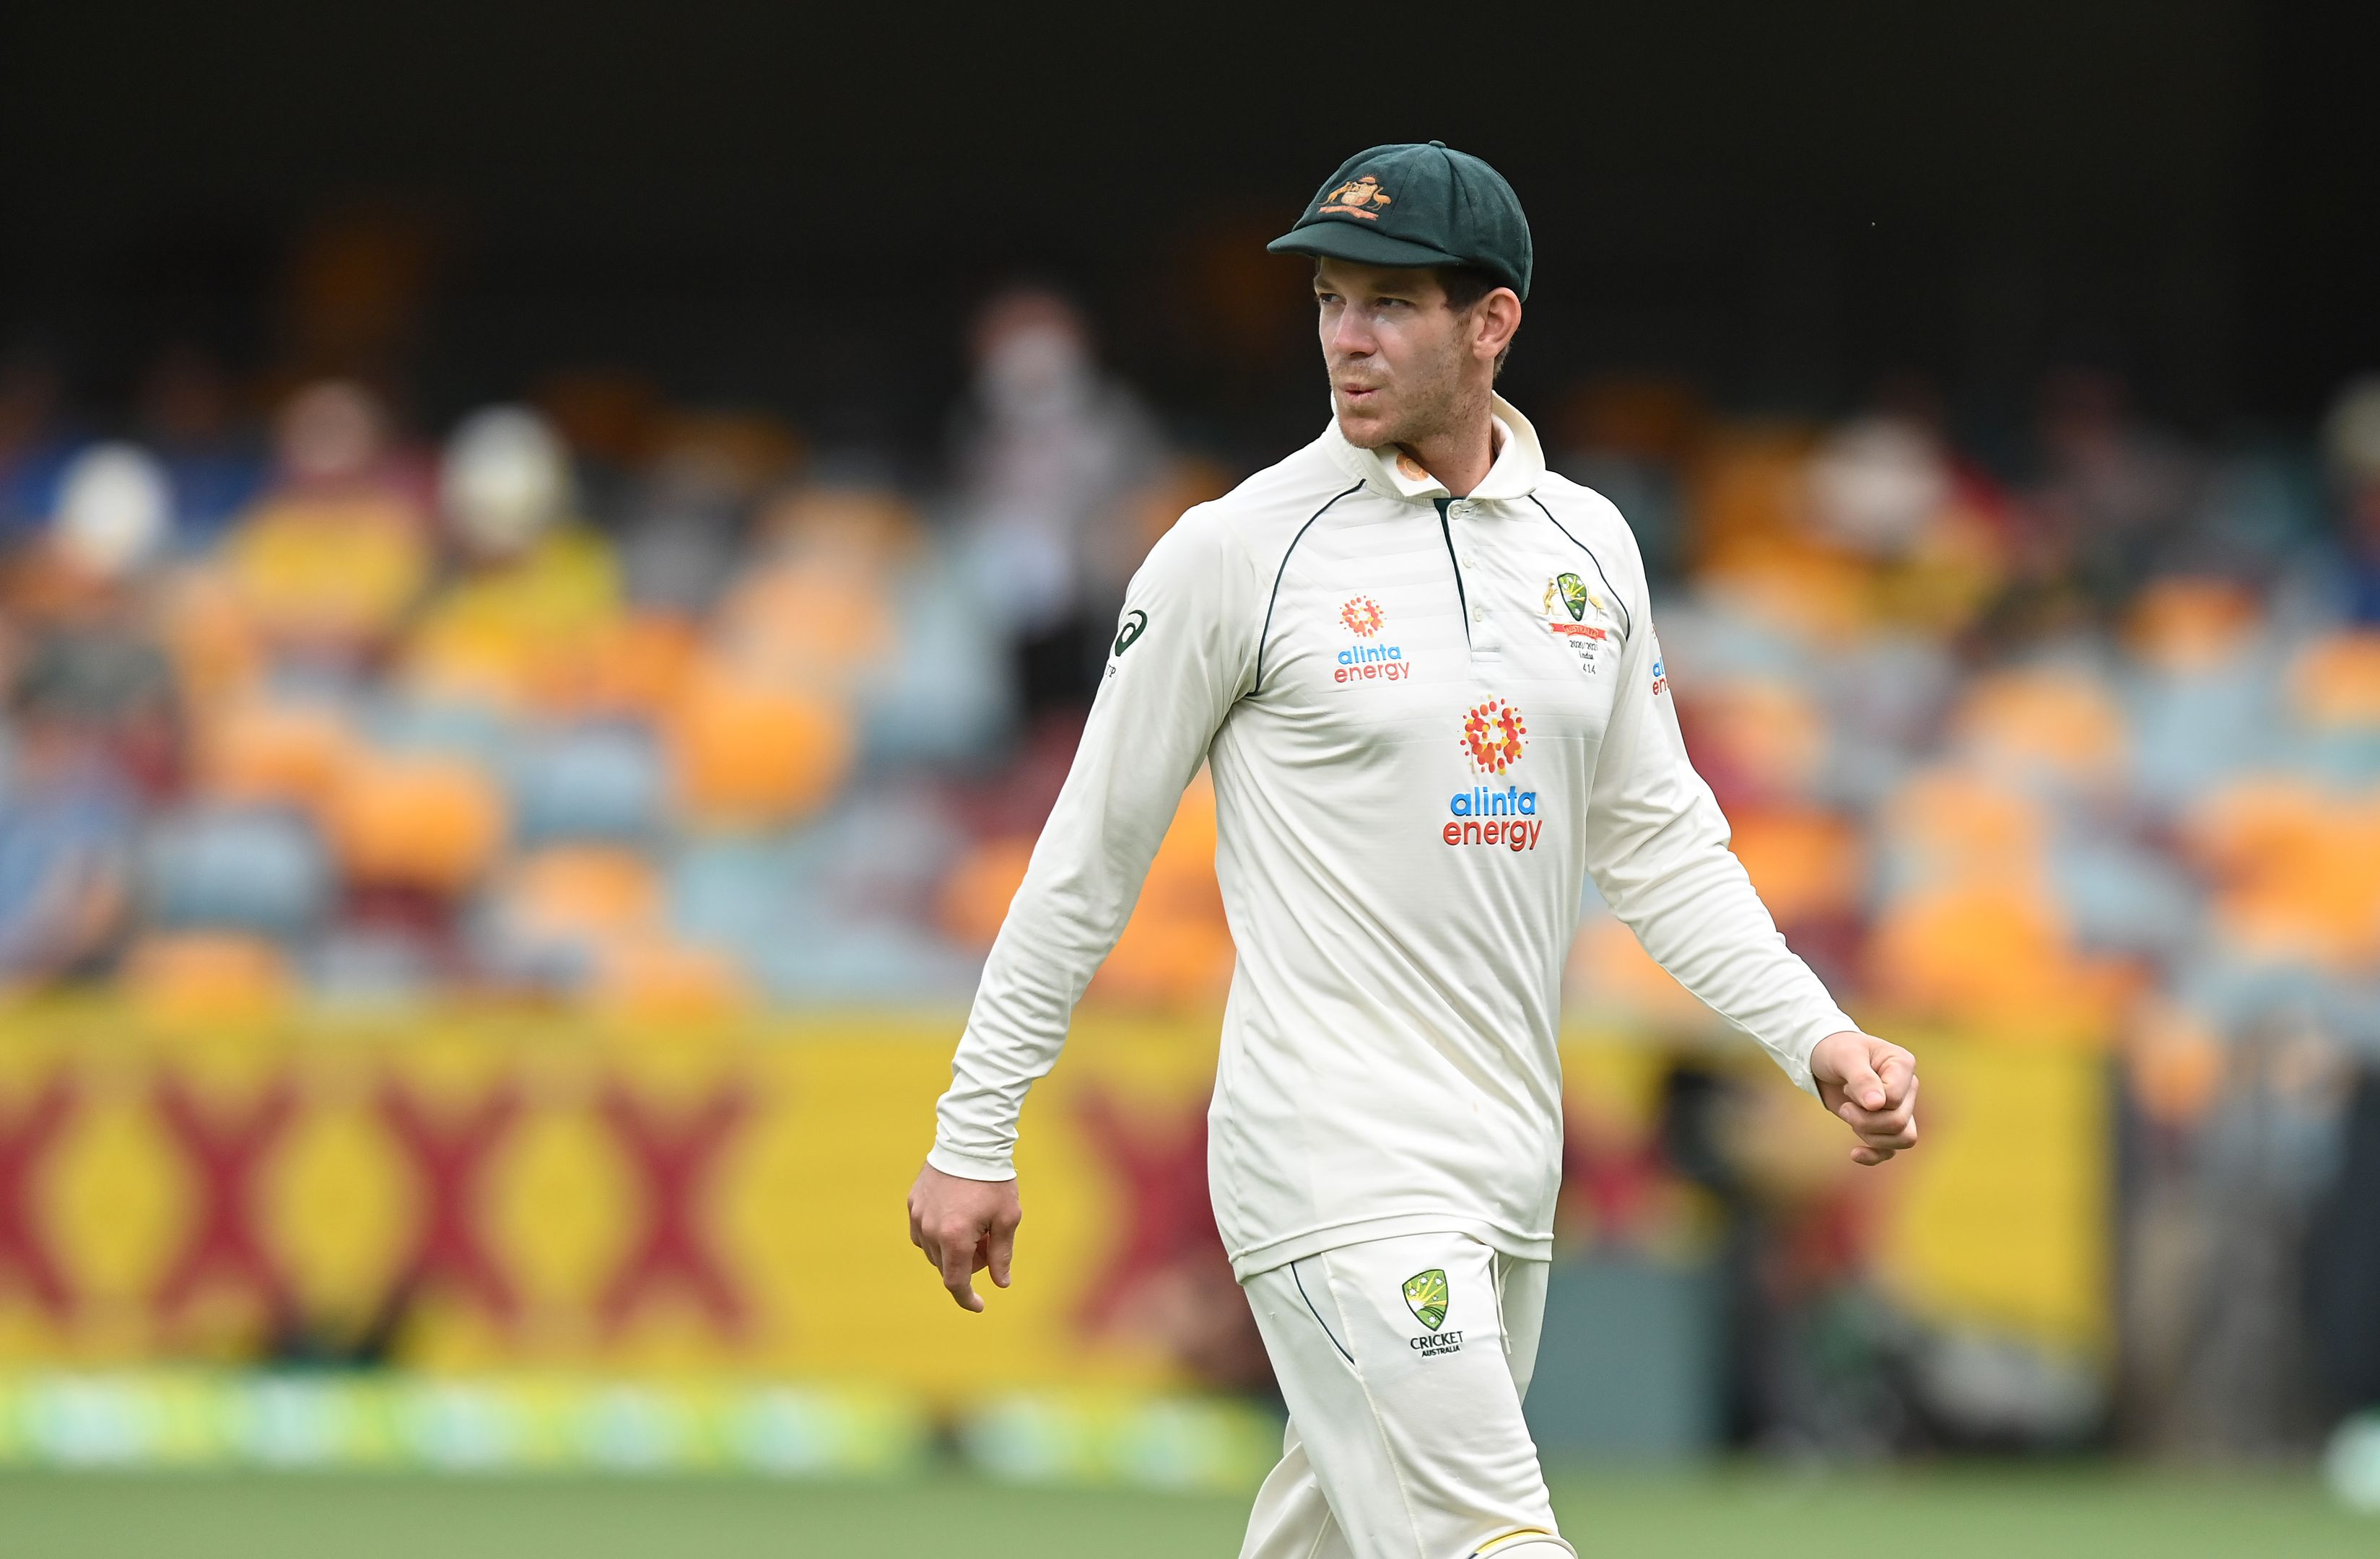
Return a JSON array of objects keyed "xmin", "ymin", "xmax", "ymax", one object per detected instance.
[
  {"xmin": 1471, "ymin": 605, "xmax": 1486, "ymax": 623},
  {"xmin": 1461, "ymin": 551, "xmax": 1478, "ymax": 567}
]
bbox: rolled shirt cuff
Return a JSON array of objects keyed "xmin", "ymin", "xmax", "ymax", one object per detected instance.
[
  {"xmin": 1782, "ymin": 1007, "xmax": 1864, "ymax": 1098},
  {"xmin": 927, "ymin": 1143, "xmax": 1018, "ymax": 1182}
]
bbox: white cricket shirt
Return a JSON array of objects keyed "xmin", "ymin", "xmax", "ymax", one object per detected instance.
[{"xmin": 929, "ymin": 396, "xmax": 1860, "ymax": 1279}]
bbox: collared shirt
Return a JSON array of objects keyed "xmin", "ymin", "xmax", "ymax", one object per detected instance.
[{"xmin": 930, "ymin": 396, "xmax": 1858, "ymax": 1278}]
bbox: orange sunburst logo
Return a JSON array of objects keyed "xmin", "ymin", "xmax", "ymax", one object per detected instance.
[
  {"xmin": 1340, "ymin": 596, "xmax": 1385, "ymax": 637},
  {"xmin": 1460, "ymin": 699, "xmax": 1527, "ymax": 774}
]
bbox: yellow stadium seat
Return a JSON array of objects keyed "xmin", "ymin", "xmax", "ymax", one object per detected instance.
[{"xmin": 224, "ymin": 492, "xmax": 432, "ymax": 657}]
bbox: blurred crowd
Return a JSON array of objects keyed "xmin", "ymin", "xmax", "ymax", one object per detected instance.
[{"xmin": 4, "ymin": 292, "xmax": 2379, "ymax": 1449}]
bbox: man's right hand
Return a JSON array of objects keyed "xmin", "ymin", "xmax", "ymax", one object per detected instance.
[{"xmin": 906, "ymin": 1161, "xmax": 1023, "ymax": 1313}]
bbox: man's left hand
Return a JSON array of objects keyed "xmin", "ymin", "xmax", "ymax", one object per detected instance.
[{"xmin": 1809, "ymin": 1031, "xmax": 1919, "ymax": 1166}]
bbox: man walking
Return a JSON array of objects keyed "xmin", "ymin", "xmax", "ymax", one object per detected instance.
[{"xmin": 908, "ymin": 141, "xmax": 1919, "ymax": 1558}]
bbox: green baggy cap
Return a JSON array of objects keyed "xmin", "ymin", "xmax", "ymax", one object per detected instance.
[{"xmin": 1267, "ymin": 141, "xmax": 1533, "ymax": 300}]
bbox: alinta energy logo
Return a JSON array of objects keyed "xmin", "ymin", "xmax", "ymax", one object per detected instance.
[
  {"xmin": 1333, "ymin": 595, "xmax": 1411, "ymax": 684},
  {"xmin": 1447, "ymin": 699, "xmax": 1544, "ymax": 852}
]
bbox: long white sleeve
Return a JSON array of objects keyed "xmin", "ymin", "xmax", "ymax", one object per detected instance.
[
  {"xmin": 928, "ymin": 506, "xmax": 1261, "ymax": 1180},
  {"xmin": 1579, "ymin": 533, "xmax": 1859, "ymax": 1097},
  {"xmin": 923, "ymin": 402, "xmax": 1863, "ymax": 1278}
]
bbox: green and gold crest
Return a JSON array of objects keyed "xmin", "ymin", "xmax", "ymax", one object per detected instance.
[
  {"xmin": 1554, "ymin": 572, "xmax": 1590, "ymax": 622},
  {"xmin": 1402, "ymin": 1268, "xmax": 1449, "ymax": 1331}
]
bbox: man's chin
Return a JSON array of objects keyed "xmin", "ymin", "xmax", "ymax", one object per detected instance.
[{"xmin": 1333, "ymin": 402, "xmax": 1395, "ymax": 449}]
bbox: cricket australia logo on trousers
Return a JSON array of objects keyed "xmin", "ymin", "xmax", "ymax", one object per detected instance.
[{"xmin": 1403, "ymin": 1268, "xmax": 1463, "ymax": 1356}]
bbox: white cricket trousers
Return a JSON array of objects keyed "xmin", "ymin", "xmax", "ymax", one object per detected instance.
[{"xmin": 1237, "ymin": 1231, "xmax": 1574, "ymax": 1559}]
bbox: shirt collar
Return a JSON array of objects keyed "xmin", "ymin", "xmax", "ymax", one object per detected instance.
[{"xmin": 1324, "ymin": 393, "xmax": 1548, "ymax": 505}]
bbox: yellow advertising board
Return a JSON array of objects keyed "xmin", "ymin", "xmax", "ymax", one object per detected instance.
[{"xmin": 0, "ymin": 1007, "xmax": 2105, "ymax": 1394}]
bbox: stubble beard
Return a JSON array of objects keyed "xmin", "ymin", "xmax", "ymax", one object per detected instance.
[{"xmin": 1333, "ymin": 339, "xmax": 1486, "ymax": 456}]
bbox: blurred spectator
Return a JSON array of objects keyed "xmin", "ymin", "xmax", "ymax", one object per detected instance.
[
  {"xmin": 949, "ymin": 288, "xmax": 1163, "ymax": 713},
  {"xmin": 2324, "ymin": 377, "xmax": 2380, "ymax": 623},
  {"xmin": 0, "ymin": 704, "xmax": 140, "ymax": 990},
  {"xmin": 222, "ymin": 381, "xmax": 434, "ymax": 669},
  {"xmin": 2, "ymin": 444, "xmax": 183, "ymax": 796},
  {"xmin": 2026, "ymin": 369, "xmax": 2210, "ymax": 613},
  {"xmin": 0, "ymin": 353, "xmax": 77, "ymax": 540},
  {"xmin": 137, "ymin": 344, "xmax": 267, "ymax": 547},
  {"xmin": 403, "ymin": 405, "xmax": 621, "ymax": 713}
]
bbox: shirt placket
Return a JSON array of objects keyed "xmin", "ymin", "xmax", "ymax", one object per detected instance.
[{"xmin": 1447, "ymin": 497, "xmax": 1503, "ymax": 672}]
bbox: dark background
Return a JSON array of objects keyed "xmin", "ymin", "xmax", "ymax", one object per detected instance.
[{"xmin": 2, "ymin": 1, "xmax": 2369, "ymax": 460}]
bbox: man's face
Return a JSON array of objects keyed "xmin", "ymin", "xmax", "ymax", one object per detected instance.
[{"xmin": 1314, "ymin": 258, "xmax": 1476, "ymax": 450}]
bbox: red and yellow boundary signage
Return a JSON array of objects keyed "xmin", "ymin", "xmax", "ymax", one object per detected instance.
[{"xmin": 0, "ymin": 1008, "xmax": 2106, "ymax": 1393}]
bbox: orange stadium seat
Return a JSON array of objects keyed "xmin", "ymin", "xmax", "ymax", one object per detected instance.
[
  {"xmin": 667, "ymin": 660, "xmax": 855, "ymax": 829},
  {"xmin": 2122, "ymin": 575, "xmax": 2262, "ymax": 674},
  {"xmin": 325, "ymin": 754, "xmax": 509, "ymax": 896},
  {"xmin": 121, "ymin": 931, "xmax": 295, "ymax": 1017},
  {"xmin": 590, "ymin": 935, "xmax": 750, "ymax": 1018},
  {"xmin": 197, "ymin": 698, "xmax": 360, "ymax": 816},
  {"xmin": 1948, "ymin": 665, "xmax": 2128, "ymax": 790},
  {"xmin": 495, "ymin": 844, "xmax": 662, "ymax": 947},
  {"xmin": 1726, "ymin": 805, "xmax": 1867, "ymax": 925},
  {"xmin": 2288, "ymin": 630, "xmax": 2380, "ymax": 730},
  {"xmin": 1865, "ymin": 876, "xmax": 2137, "ymax": 1036},
  {"xmin": 2184, "ymin": 776, "xmax": 2380, "ymax": 971},
  {"xmin": 1094, "ymin": 773, "xmax": 1234, "ymax": 1008},
  {"xmin": 1881, "ymin": 765, "xmax": 2051, "ymax": 887},
  {"xmin": 938, "ymin": 835, "xmax": 1037, "ymax": 950}
]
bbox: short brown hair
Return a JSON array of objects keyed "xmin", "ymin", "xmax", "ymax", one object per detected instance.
[{"xmin": 1438, "ymin": 266, "xmax": 1514, "ymax": 378}]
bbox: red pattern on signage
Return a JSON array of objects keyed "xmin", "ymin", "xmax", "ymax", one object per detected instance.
[
  {"xmin": 379, "ymin": 1080, "xmax": 523, "ymax": 1323},
  {"xmin": 0, "ymin": 1082, "xmax": 77, "ymax": 1318},
  {"xmin": 597, "ymin": 1084, "xmax": 749, "ymax": 1334},
  {"xmin": 152, "ymin": 1078, "xmax": 295, "ymax": 1319}
]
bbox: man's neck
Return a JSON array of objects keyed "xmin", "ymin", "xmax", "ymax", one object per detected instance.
[{"xmin": 1398, "ymin": 405, "xmax": 1501, "ymax": 498}]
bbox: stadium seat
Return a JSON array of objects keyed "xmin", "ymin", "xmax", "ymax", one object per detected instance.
[
  {"xmin": 197, "ymin": 697, "xmax": 359, "ymax": 816},
  {"xmin": 507, "ymin": 722, "xmax": 665, "ymax": 845},
  {"xmin": 1949, "ymin": 665, "xmax": 2128, "ymax": 793},
  {"xmin": 141, "ymin": 805, "xmax": 331, "ymax": 938},
  {"xmin": 122, "ymin": 931, "xmax": 294, "ymax": 1016},
  {"xmin": 666, "ymin": 661, "xmax": 855, "ymax": 829},
  {"xmin": 325, "ymin": 753, "xmax": 508, "ymax": 896}
]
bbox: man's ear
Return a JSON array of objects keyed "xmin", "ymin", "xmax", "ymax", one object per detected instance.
[{"xmin": 1474, "ymin": 289, "xmax": 1522, "ymax": 362}]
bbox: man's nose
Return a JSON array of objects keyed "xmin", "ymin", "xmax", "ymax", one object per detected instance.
[{"xmin": 1327, "ymin": 313, "xmax": 1375, "ymax": 357}]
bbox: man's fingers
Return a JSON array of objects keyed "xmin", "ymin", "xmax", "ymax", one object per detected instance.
[
  {"xmin": 1838, "ymin": 1075, "xmax": 1918, "ymax": 1134},
  {"xmin": 1834, "ymin": 1050, "xmax": 1887, "ymax": 1112},
  {"xmin": 936, "ymin": 1228, "xmax": 985, "ymax": 1312},
  {"xmin": 987, "ymin": 1211, "xmax": 1019, "ymax": 1290},
  {"xmin": 1874, "ymin": 1048, "xmax": 1917, "ymax": 1106}
]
